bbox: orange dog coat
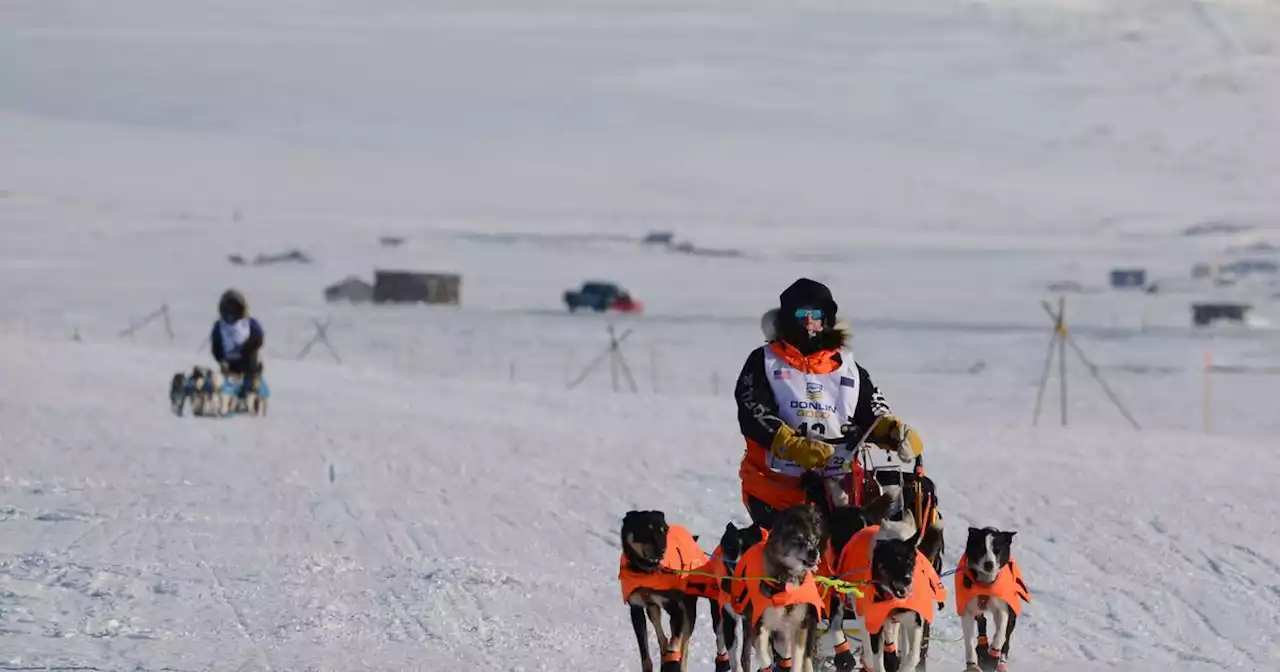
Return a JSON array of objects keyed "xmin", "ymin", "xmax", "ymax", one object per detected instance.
[
  {"xmin": 618, "ymin": 524, "xmax": 707, "ymax": 603},
  {"xmin": 953, "ymin": 554, "xmax": 1031, "ymax": 616},
  {"xmin": 855, "ymin": 550, "xmax": 946, "ymax": 635},
  {"xmin": 728, "ymin": 540, "xmax": 827, "ymax": 626},
  {"xmin": 685, "ymin": 546, "xmax": 727, "ymax": 601}
]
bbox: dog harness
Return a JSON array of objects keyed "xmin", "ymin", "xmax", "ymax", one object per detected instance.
[
  {"xmin": 856, "ymin": 550, "xmax": 946, "ymax": 636},
  {"xmin": 834, "ymin": 523, "xmax": 881, "ymax": 591},
  {"xmin": 817, "ymin": 541, "xmax": 836, "ymax": 585},
  {"xmin": 729, "ymin": 541, "xmax": 826, "ymax": 627},
  {"xmin": 685, "ymin": 546, "xmax": 726, "ymax": 602},
  {"xmin": 954, "ymin": 554, "xmax": 1031, "ymax": 616},
  {"xmin": 618, "ymin": 524, "xmax": 706, "ymax": 603}
]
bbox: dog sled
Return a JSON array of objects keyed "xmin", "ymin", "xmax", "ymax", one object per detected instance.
[{"xmin": 169, "ymin": 366, "xmax": 270, "ymax": 418}]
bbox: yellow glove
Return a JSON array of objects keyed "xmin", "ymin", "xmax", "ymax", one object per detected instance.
[
  {"xmin": 770, "ymin": 424, "xmax": 834, "ymax": 470},
  {"xmin": 867, "ymin": 415, "xmax": 923, "ymax": 461}
]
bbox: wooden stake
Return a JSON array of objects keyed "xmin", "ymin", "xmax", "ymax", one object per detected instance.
[
  {"xmin": 565, "ymin": 327, "xmax": 634, "ymax": 390},
  {"xmin": 1037, "ymin": 299, "xmax": 1140, "ymax": 430},
  {"xmin": 1058, "ymin": 296, "xmax": 1067, "ymax": 426},
  {"xmin": 648, "ymin": 341, "xmax": 658, "ymax": 394},
  {"xmin": 1204, "ymin": 349, "xmax": 1212, "ymax": 434},
  {"xmin": 161, "ymin": 304, "xmax": 175, "ymax": 342},
  {"xmin": 1031, "ymin": 313, "xmax": 1059, "ymax": 427}
]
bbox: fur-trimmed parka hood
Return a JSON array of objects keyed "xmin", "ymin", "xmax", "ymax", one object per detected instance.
[
  {"xmin": 219, "ymin": 289, "xmax": 249, "ymax": 321},
  {"xmin": 761, "ymin": 307, "xmax": 851, "ymax": 352}
]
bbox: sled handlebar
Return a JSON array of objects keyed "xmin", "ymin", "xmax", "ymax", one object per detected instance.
[{"xmin": 811, "ymin": 432, "xmax": 925, "ymax": 470}]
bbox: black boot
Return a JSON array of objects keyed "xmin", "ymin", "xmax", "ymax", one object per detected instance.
[{"xmin": 833, "ymin": 648, "xmax": 859, "ymax": 672}]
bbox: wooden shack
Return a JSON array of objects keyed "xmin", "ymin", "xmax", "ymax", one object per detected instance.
[
  {"xmin": 373, "ymin": 270, "xmax": 460, "ymax": 305},
  {"xmin": 1191, "ymin": 302, "xmax": 1250, "ymax": 327}
]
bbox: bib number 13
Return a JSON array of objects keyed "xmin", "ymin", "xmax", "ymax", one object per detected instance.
[{"xmin": 797, "ymin": 422, "xmax": 826, "ymax": 438}]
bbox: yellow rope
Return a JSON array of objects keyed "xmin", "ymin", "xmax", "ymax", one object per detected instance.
[{"xmin": 670, "ymin": 568, "xmax": 868, "ymax": 599}]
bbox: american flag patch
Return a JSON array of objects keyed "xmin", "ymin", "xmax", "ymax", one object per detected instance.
[
  {"xmin": 839, "ymin": 376, "xmax": 856, "ymax": 387},
  {"xmin": 773, "ymin": 370, "xmax": 790, "ymax": 380}
]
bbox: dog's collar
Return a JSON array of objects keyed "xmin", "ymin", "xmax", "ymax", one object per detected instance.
[
  {"xmin": 625, "ymin": 557, "xmax": 662, "ymax": 574},
  {"xmin": 760, "ymin": 573, "xmax": 806, "ymax": 597}
]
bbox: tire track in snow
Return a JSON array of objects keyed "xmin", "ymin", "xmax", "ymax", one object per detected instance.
[
  {"xmin": 323, "ymin": 490, "xmax": 434, "ymax": 643},
  {"xmin": 196, "ymin": 558, "xmax": 274, "ymax": 671},
  {"xmin": 1140, "ymin": 523, "xmax": 1259, "ymax": 666},
  {"xmin": 1232, "ymin": 544, "xmax": 1280, "ymax": 574},
  {"xmin": 187, "ymin": 524, "xmax": 273, "ymax": 672}
]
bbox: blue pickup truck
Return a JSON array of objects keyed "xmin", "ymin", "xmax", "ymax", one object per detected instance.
[{"xmin": 563, "ymin": 281, "xmax": 643, "ymax": 313}]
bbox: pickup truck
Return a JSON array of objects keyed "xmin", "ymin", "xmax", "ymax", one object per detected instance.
[{"xmin": 563, "ymin": 281, "xmax": 643, "ymax": 313}]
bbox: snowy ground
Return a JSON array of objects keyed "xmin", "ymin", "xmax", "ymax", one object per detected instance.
[{"xmin": 3, "ymin": 0, "xmax": 1280, "ymax": 670}]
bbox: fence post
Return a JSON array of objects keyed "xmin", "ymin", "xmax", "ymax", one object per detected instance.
[
  {"xmin": 1204, "ymin": 349, "xmax": 1212, "ymax": 434},
  {"xmin": 648, "ymin": 341, "xmax": 659, "ymax": 394}
]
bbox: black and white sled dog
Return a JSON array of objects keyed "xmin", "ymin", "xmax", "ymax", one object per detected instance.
[
  {"xmin": 857, "ymin": 507, "xmax": 935, "ymax": 672},
  {"xmin": 959, "ymin": 527, "xmax": 1029, "ymax": 672}
]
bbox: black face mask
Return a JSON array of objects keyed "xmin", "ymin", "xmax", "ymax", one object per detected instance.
[{"xmin": 778, "ymin": 314, "xmax": 826, "ymax": 353}]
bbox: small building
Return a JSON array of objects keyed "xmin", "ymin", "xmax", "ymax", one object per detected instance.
[
  {"xmin": 253, "ymin": 249, "xmax": 312, "ymax": 265},
  {"xmin": 642, "ymin": 231, "xmax": 675, "ymax": 245},
  {"xmin": 373, "ymin": 270, "xmax": 460, "ymax": 305},
  {"xmin": 1110, "ymin": 268, "xmax": 1147, "ymax": 289},
  {"xmin": 1220, "ymin": 258, "xmax": 1278, "ymax": 278},
  {"xmin": 1191, "ymin": 302, "xmax": 1250, "ymax": 327},
  {"xmin": 324, "ymin": 276, "xmax": 375, "ymax": 304}
]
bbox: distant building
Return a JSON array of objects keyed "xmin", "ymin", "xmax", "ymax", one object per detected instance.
[
  {"xmin": 323, "ymin": 276, "xmax": 374, "ymax": 304},
  {"xmin": 1191, "ymin": 302, "xmax": 1250, "ymax": 327},
  {"xmin": 373, "ymin": 270, "xmax": 460, "ymax": 305},
  {"xmin": 642, "ymin": 231, "xmax": 675, "ymax": 245},
  {"xmin": 1110, "ymin": 268, "xmax": 1147, "ymax": 289}
]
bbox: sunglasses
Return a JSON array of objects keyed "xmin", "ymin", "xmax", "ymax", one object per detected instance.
[{"xmin": 794, "ymin": 308, "xmax": 824, "ymax": 320}]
